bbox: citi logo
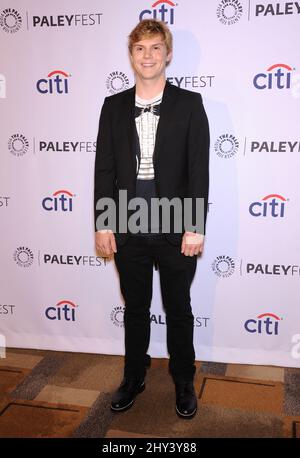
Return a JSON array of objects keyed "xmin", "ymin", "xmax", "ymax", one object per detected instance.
[
  {"xmin": 42, "ymin": 189, "xmax": 75, "ymax": 212},
  {"xmin": 45, "ymin": 300, "xmax": 77, "ymax": 321},
  {"xmin": 253, "ymin": 63, "xmax": 293, "ymax": 90},
  {"xmin": 244, "ymin": 313, "xmax": 282, "ymax": 335},
  {"xmin": 249, "ymin": 194, "xmax": 288, "ymax": 218},
  {"xmin": 36, "ymin": 70, "xmax": 70, "ymax": 94},
  {"xmin": 139, "ymin": 0, "xmax": 177, "ymax": 24}
]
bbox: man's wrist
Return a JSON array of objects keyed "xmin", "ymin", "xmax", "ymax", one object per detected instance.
[{"xmin": 184, "ymin": 232, "xmax": 204, "ymax": 244}]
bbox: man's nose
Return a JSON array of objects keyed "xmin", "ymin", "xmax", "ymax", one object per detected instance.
[{"xmin": 143, "ymin": 48, "xmax": 152, "ymax": 58}]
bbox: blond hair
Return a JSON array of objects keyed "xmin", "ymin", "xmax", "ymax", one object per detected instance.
[{"xmin": 128, "ymin": 19, "xmax": 173, "ymax": 55}]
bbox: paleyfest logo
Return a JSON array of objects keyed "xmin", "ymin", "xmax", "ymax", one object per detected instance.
[
  {"xmin": 31, "ymin": 13, "xmax": 103, "ymax": 28},
  {"xmin": 255, "ymin": 2, "xmax": 300, "ymax": 17},
  {"xmin": 139, "ymin": 0, "xmax": 177, "ymax": 24}
]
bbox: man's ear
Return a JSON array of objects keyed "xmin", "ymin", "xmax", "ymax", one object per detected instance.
[{"xmin": 166, "ymin": 51, "xmax": 173, "ymax": 63}]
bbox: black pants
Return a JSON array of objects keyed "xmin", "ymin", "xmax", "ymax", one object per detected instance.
[{"xmin": 114, "ymin": 234, "xmax": 197, "ymax": 383}]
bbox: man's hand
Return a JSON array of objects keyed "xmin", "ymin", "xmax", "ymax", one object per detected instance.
[
  {"xmin": 181, "ymin": 232, "xmax": 204, "ymax": 257},
  {"xmin": 95, "ymin": 231, "xmax": 117, "ymax": 258}
]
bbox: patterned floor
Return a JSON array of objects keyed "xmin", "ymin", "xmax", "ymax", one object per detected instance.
[{"xmin": 0, "ymin": 348, "xmax": 300, "ymax": 438}]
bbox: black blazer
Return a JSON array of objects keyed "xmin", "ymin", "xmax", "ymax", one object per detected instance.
[{"xmin": 94, "ymin": 80, "xmax": 210, "ymax": 246}]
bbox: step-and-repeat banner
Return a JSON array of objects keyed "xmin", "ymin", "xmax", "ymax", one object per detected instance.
[{"xmin": 1, "ymin": 0, "xmax": 299, "ymax": 367}]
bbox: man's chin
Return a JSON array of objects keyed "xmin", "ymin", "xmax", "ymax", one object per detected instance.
[{"xmin": 138, "ymin": 73, "xmax": 162, "ymax": 81}]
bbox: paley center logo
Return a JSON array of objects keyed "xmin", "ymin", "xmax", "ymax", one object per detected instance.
[
  {"xmin": 244, "ymin": 312, "xmax": 282, "ymax": 335},
  {"xmin": 214, "ymin": 134, "xmax": 239, "ymax": 158},
  {"xmin": 45, "ymin": 300, "xmax": 78, "ymax": 322},
  {"xmin": 253, "ymin": 63, "xmax": 293, "ymax": 90},
  {"xmin": 249, "ymin": 194, "xmax": 288, "ymax": 218},
  {"xmin": 110, "ymin": 306, "xmax": 125, "ymax": 328},
  {"xmin": 8, "ymin": 134, "xmax": 29, "ymax": 157},
  {"xmin": 216, "ymin": 0, "xmax": 243, "ymax": 25},
  {"xmin": 212, "ymin": 255, "xmax": 235, "ymax": 278},
  {"xmin": 139, "ymin": 0, "xmax": 177, "ymax": 24},
  {"xmin": 0, "ymin": 8, "xmax": 22, "ymax": 33},
  {"xmin": 106, "ymin": 71, "xmax": 130, "ymax": 95},
  {"xmin": 13, "ymin": 247, "xmax": 34, "ymax": 267},
  {"xmin": 37, "ymin": 70, "xmax": 71, "ymax": 94},
  {"xmin": 42, "ymin": 189, "xmax": 75, "ymax": 212}
]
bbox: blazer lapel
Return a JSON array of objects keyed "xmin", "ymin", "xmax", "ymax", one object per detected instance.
[
  {"xmin": 153, "ymin": 80, "xmax": 178, "ymax": 166},
  {"xmin": 122, "ymin": 86, "xmax": 136, "ymax": 174}
]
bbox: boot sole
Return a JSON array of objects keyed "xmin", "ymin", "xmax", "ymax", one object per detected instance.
[
  {"xmin": 175, "ymin": 405, "xmax": 197, "ymax": 419},
  {"xmin": 110, "ymin": 382, "xmax": 145, "ymax": 412}
]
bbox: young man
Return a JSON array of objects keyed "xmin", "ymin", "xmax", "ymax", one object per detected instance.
[{"xmin": 94, "ymin": 19, "xmax": 209, "ymax": 419}]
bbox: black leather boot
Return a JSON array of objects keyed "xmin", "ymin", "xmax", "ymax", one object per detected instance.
[
  {"xmin": 175, "ymin": 381, "xmax": 197, "ymax": 419},
  {"xmin": 110, "ymin": 378, "xmax": 145, "ymax": 412}
]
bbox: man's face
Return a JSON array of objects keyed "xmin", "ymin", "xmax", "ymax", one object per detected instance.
[{"xmin": 130, "ymin": 34, "xmax": 172, "ymax": 83}]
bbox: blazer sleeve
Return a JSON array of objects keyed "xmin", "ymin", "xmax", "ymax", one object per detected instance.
[
  {"xmin": 94, "ymin": 97, "xmax": 116, "ymax": 232},
  {"xmin": 187, "ymin": 93, "xmax": 210, "ymax": 235}
]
